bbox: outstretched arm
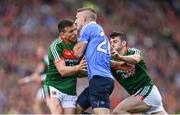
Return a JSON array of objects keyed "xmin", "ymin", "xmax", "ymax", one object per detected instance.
[
  {"xmin": 111, "ymin": 49, "xmax": 142, "ymax": 64},
  {"xmin": 18, "ymin": 62, "xmax": 45, "ymax": 85}
]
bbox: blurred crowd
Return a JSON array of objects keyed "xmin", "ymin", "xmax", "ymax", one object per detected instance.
[{"xmin": 0, "ymin": 0, "xmax": 179, "ymax": 114}]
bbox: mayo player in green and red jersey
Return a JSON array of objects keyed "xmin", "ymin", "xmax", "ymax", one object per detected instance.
[
  {"xmin": 18, "ymin": 46, "xmax": 49, "ymax": 113},
  {"xmin": 43, "ymin": 19, "xmax": 86, "ymax": 114},
  {"xmin": 110, "ymin": 31, "xmax": 167, "ymax": 114}
]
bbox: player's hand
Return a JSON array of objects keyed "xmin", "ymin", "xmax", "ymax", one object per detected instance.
[
  {"xmin": 111, "ymin": 47, "xmax": 123, "ymax": 60},
  {"xmin": 118, "ymin": 61, "xmax": 134, "ymax": 71},
  {"xmin": 77, "ymin": 57, "xmax": 87, "ymax": 72},
  {"xmin": 117, "ymin": 61, "xmax": 135, "ymax": 75},
  {"xmin": 125, "ymin": 64, "xmax": 135, "ymax": 76}
]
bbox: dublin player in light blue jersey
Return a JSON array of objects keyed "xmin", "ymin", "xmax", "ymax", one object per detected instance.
[{"xmin": 73, "ymin": 8, "xmax": 114, "ymax": 114}]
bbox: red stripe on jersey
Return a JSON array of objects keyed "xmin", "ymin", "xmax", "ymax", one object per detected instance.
[{"xmin": 134, "ymin": 95, "xmax": 144, "ymax": 100}]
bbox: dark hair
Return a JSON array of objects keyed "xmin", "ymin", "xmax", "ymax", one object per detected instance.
[
  {"xmin": 77, "ymin": 7, "xmax": 97, "ymax": 20},
  {"xmin": 110, "ymin": 31, "xmax": 127, "ymax": 41},
  {"xmin": 58, "ymin": 19, "xmax": 74, "ymax": 33}
]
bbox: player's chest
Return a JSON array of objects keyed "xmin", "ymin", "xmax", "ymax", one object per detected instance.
[{"xmin": 62, "ymin": 49, "xmax": 79, "ymax": 65}]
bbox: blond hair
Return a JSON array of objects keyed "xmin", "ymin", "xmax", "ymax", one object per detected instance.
[{"xmin": 77, "ymin": 7, "xmax": 97, "ymax": 21}]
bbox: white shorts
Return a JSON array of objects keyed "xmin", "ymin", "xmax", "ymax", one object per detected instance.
[
  {"xmin": 46, "ymin": 86, "xmax": 77, "ymax": 108},
  {"xmin": 36, "ymin": 87, "xmax": 44, "ymax": 101},
  {"xmin": 134, "ymin": 85, "xmax": 165, "ymax": 114}
]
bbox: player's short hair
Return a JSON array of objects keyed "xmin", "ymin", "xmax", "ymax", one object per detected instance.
[
  {"xmin": 77, "ymin": 7, "xmax": 97, "ymax": 21},
  {"xmin": 58, "ymin": 19, "xmax": 74, "ymax": 33},
  {"xmin": 110, "ymin": 31, "xmax": 127, "ymax": 41}
]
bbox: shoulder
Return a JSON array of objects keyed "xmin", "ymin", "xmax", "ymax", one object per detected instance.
[
  {"xmin": 50, "ymin": 39, "xmax": 64, "ymax": 49},
  {"xmin": 129, "ymin": 47, "xmax": 140, "ymax": 51},
  {"xmin": 128, "ymin": 47, "xmax": 142, "ymax": 55},
  {"xmin": 49, "ymin": 38, "xmax": 63, "ymax": 53},
  {"xmin": 51, "ymin": 38, "xmax": 63, "ymax": 47},
  {"xmin": 81, "ymin": 22, "xmax": 100, "ymax": 33},
  {"xmin": 89, "ymin": 22, "xmax": 102, "ymax": 30}
]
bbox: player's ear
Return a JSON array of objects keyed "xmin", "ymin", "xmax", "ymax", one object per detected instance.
[
  {"xmin": 122, "ymin": 41, "xmax": 127, "ymax": 46},
  {"xmin": 83, "ymin": 16, "xmax": 87, "ymax": 22},
  {"xmin": 60, "ymin": 33, "xmax": 65, "ymax": 39}
]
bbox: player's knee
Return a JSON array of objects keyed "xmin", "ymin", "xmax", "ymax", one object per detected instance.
[
  {"xmin": 50, "ymin": 104, "xmax": 62, "ymax": 114},
  {"xmin": 46, "ymin": 98, "xmax": 62, "ymax": 114}
]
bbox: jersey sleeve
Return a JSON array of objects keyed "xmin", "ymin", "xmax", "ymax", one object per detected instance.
[
  {"xmin": 79, "ymin": 25, "xmax": 92, "ymax": 43},
  {"xmin": 48, "ymin": 42, "xmax": 64, "ymax": 64}
]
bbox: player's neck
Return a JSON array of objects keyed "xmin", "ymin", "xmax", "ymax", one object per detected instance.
[
  {"xmin": 85, "ymin": 20, "xmax": 95, "ymax": 25},
  {"xmin": 59, "ymin": 36, "xmax": 72, "ymax": 45},
  {"xmin": 83, "ymin": 21, "xmax": 90, "ymax": 26}
]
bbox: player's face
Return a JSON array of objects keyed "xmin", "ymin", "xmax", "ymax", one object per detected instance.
[
  {"xmin": 63, "ymin": 25, "xmax": 77, "ymax": 44},
  {"xmin": 110, "ymin": 37, "xmax": 123, "ymax": 51},
  {"xmin": 75, "ymin": 12, "xmax": 85, "ymax": 31}
]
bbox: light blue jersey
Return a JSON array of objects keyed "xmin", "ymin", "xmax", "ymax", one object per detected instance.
[{"xmin": 79, "ymin": 21, "xmax": 113, "ymax": 79}]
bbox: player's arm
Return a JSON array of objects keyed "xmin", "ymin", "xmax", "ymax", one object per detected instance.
[
  {"xmin": 116, "ymin": 54, "xmax": 141, "ymax": 64},
  {"xmin": 110, "ymin": 60, "xmax": 135, "ymax": 72},
  {"xmin": 111, "ymin": 60, "xmax": 126, "ymax": 70},
  {"xmin": 77, "ymin": 68, "xmax": 88, "ymax": 78},
  {"xmin": 111, "ymin": 49, "xmax": 142, "ymax": 64},
  {"xmin": 55, "ymin": 58, "xmax": 86, "ymax": 77},
  {"xmin": 73, "ymin": 41, "xmax": 87, "ymax": 58},
  {"xmin": 74, "ymin": 25, "xmax": 91, "ymax": 58},
  {"xmin": 34, "ymin": 62, "xmax": 46, "ymax": 74},
  {"xmin": 18, "ymin": 62, "xmax": 44, "ymax": 85},
  {"xmin": 29, "ymin": 62, "xmax": 45, "ymax": 82}
]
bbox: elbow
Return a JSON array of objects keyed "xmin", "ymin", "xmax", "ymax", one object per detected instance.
[
  {"xmin": 129, "ymin": 55, "xmax": 141, "ymax": 64},
  {"xmin": 60, "ymin": 72, "xmax": 66, "ymax": 77},
  {"xmin": 134, "ymin": 55, "xmax": 141, "ymax": 64},
  {"xmin": 58, "ymin": 70, "xmax": 67, "ymax": 77},
  {"xmin": 132, "ymin": 60, "xmax": 138, "ymax": 64}
]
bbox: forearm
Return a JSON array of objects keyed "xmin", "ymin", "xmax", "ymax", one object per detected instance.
[
  {"xmin": 117, "ymin": 55, "xmax": 141, "ymax": 64},
  {"xmin": 57, "ymin": 65, "xmax": 79, "ymax": 77},
  {"xmin": 111, "ymin": 60, "xmax": 121, "ymax": 68},
  {"xmin": 111, "ymin": 60, "xmax": 125, "ymax": 70},
  {"xmin": 55, "ymin": 56, "xmax": 87, "ymax": 77},
  {"xmin": 73, "ymin": 42, "xmax": 86, "ymax": 58},
  {"xmin": 18, "ymin": 74, "xmax": 38, "ymax": 84},
  {"xmin": 73, "ymin": 45, "xmax": 83, "ymax": 58}
]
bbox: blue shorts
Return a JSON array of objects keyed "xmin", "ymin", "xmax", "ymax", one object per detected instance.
[{"xmin": 77, "ymin": 75, "xmax": 114, "ymax": 109}]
